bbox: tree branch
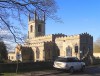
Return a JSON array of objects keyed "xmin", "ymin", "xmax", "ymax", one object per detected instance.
[
  {"xmin": 10, "ymin": 0, "xmax": 38, "ymax": 6},
  {"xmin": 0, "ymin": 16, "xmax": 18, "ymax": 44}
]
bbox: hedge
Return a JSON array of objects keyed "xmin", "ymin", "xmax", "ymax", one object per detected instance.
[{"xmin": 0, "ymin": 61, "xmax": 54, "ymax": 73}]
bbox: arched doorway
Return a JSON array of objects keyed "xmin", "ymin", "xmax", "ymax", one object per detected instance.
[{"xmin": 66, "ymin": 46, "xmax": 72, "ymax": 56}]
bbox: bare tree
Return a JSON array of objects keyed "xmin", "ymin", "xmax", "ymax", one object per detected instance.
[{"xmin": 0, "ymin": 0, "xmax": 58, "ymax": 43}]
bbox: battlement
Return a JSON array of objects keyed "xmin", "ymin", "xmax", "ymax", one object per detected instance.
[
  {"xmin": 55, "ymin": 34, "xmax": 80, "ymax": 41},
  {"xmin": 55, "ymin": 32, "xmax": 93, "ymax": 42},
  {"xmin": 52, "ymin": 33, "xmax": 66, "ymax": 37},
  {"xmin": 27, "ymin": 34, "xmax": 61, "ymax": 44},
  {"xmin": 28, "ymin": 33, "xmax": 66, "ymax": 40},
  {"xmin": 28, "ymin": 10, "xmax": 45, "ymax": 22},
  {"xmin": 24, "ymin": 41, "xmax": 55, "ymax": 49},
  {"xmin": 27, "ymin": 33, "xmax": 67, "ymax": 44},
  {"xmin": 80, "ymin": 32, "xmax": 93, "ymax": 38}
]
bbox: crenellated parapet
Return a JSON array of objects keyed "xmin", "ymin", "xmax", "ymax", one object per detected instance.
[
  {"xmin": 28, "ymin": 33, "xmax": 66, "ymax": 40},
  {"xmin": 80, "ymin": 32, "xmax": 93, "ymax": 38},
  {"xmin": 27, "ymin": 33, "xmax": 67, "ymax": 44},
  {"xmin": 79, "ymin": 32, "xmax": 93, "ymax": 44},
  {"xmin": 52, "ymin": 33, "xmax": 67, "ymax": 41},
  {"xmin": 55, "ymin": 32, "xmax": 93, "ymax": 42},
  {"xmin": 55, "ymin": 34, "xmax": 80, "ymax": 42},
  {"xmin": 25, "ymin": 32, "xmax": 93, "ymax": 46},
  {"xmin": 52, "ymin": 33, "xmax": 66, "ymax": 37}
]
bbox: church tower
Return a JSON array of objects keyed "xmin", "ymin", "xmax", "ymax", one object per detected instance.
[{"xmin": 28, "ymin": 11, "xmax": 45, "ymax": 38}]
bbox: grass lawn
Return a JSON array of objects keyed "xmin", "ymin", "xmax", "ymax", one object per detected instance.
[{"xmin": 0, "ymin": 73, "xmax": 24, "ymax": 76}]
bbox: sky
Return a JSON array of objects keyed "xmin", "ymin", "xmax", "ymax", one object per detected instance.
[
  {"xmin": 46, "ymin": 0, "xmax": 100, "ymax": 41},
  {"xmin": 1, "ymin": 0, "xmax": 100, "ymax": 52}
]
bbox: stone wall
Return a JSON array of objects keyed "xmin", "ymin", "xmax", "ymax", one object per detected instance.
[
  {"xmin": 29, "ymin": 42, "xmax": 45, "ymax": 62},
  {"xmin": 80, "ymin": 33, "xmax": 93, "ymax": 58},
  {"xmin": 55, "ymin": 35, "xmax": 80, "ymax": 58},
  {"xmin": 8, "ymin": 52, "xmax": 16, "ymax": 61},
  {"xmin": 26, "ymin": 33, "xmax": 66, "ymax": 44},
  {"xmin": 93, "ymin": 53, "xmax": 100, "ymax": 57},
  {"xmin": 44, "ymin": 42, "xmax": 55, "ymax": 61}
]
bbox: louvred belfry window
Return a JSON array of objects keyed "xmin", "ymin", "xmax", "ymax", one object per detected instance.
[{"xmin": 38, "ymin": 24, "xmax": 42, "ymax": 32}]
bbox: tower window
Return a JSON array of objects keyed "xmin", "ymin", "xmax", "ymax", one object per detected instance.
[
  {"xmin": 30, "ymin": 25, "xmax": 33, "ymax": 32},
  {"xmin": 38, "ymin": 24, "xmax": 42, "ymax": 32}
]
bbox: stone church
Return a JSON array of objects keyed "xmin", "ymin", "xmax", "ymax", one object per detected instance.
[{"xmin": 15, "ymin": 11, "xmax": 93, "ymax": 64}]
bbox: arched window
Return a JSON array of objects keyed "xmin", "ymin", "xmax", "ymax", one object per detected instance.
[
  {"xmin": 75, "ymin": 45, "xmax": 78, "ymax": 53},
  {"xmin": 36, "ymin": 47, "xmax": 40, "ymax": 59},
  {"xmin": 30, "ymin": 25, "xmax": 33, "ymax": 32},
  {"xmin": 43, "ymin": 50, "xmax": 45, "ymax": 59},
  {"xmin": 38, "ymin": 24, "xmax": 42, "ymax": 32},
  {"xmin": 66, "ymin": 46, "xmax": 72, "ymax": 56}
]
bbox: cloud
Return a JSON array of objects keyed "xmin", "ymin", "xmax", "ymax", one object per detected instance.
[
  {"xmin": 0, "ymin": 29, "xmax": 11, "ymax": 35},
  {"xmin": 0, "ymin": 28, "xmax": 14, "ymax": 40},
  {"xmin": 0, "ymin": 29, "xmax": 16, "ymax": 52}
]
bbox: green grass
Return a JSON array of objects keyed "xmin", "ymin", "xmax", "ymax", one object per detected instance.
[{"xmin": 0, "ymin": 73, "xmax": 16, "ymax": 76}]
